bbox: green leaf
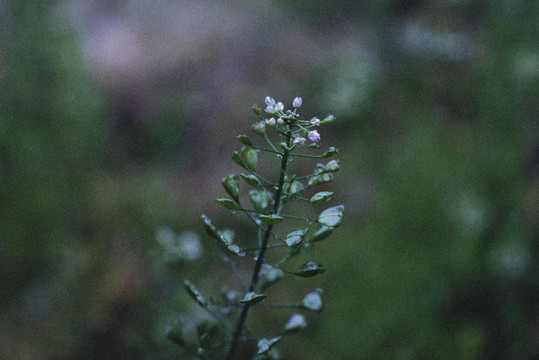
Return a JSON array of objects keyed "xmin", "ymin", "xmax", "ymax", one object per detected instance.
[
  {"xmin": 296, "ymin": 261, "xmax": 325, "ymax": 277},
  {"xmin": 257, "ymin": 337, "xmax": 281, "ymax": 355},
  {"xmin": 258, "ymin": 263, "xmax": 284, "ymax": 291},
  {"xmin": 321, "ymin": 115, "xmax": 335, "ymax": 124},
  {"xmin": 201, "ymin": 214, "xmax": 220, "ymax": 240},
  {"xmin": 308, "ymin": 172, "xmax": 334, "ymax": 186},
  {"xmin": 225, "ymin": 243, "xmax": 244, "ymax": 256},
  {"xmin": 218, "ymin": 229, "xmax": 235, "ymax": 244},
  {"xmin": 259, "ymin": 214, "xmax": 284, "ymax": 225},
  {"xmin": 321, "ymin": 146, "xmax": 338, "ymax": 158},
  {"xmin": 241, "ymin": 146, "xmax": 258, "ymax": 170},
  {"xmin": 249, "ymin": 190, "xmax": 271, "ymax": 213},
  {"xmin": 309, "ymin": 191, "xmax": 334, "ymax": 204},
  {"xmin": 309, "ymin": 225, "xmax": 334, "ymax": 242},
  {"xmin": 216, "ymin": 198, "xmax": 243, "ymax": 211},
  {"xmin": 284, "ymin": 314, "xmax": 307, "ymax": 333},
  {"xmin": 252, "ymin": 104, "xmax": 263, "ymax": 118},
  {"xmin": 183, "ymin": 280, "xmax": 209, "ymax": 308},
  {"xmin": 302, "ymin": 289, "xmax": 323, "ymax": 311},
  {"xmin": 197, "ymin": 321, "xmax": 219, "ymax": 350},
  {"xmin": 313, "ymin": 163, "xmax": 325, "ymax": 175},
  {"xmin": 241, "ymin": 173, "xmax": 261, "ymax": 186},
  {"xmin": 222, "ymin": 174, "xmax": 239, "ymax": 201},
  {"xmin": 323, "ymin": 159, "xmax": 340, "ymax": 173},
  {"xmin": 216, "ymin": 229, "xmax": 244, "ymax": 256},
  {"xmin": 240, "ymin": 291, "xmax": 266, "ymax": 305},
  {"xmin": 318, "ymin": 205, "xmax": 344, "ymax": 227},
  {"xmin": 165, "ymin": 318, "xmax": 186, "ymax": 346},
  {"xmin": 221, "ymin": 288, "xmax": 241, "ymax": 306},
  {"xmin": 279, "ymin": 142, "xmax": 290, "ymax": 151},
  {"xmin": 283, "ymin": 179, "xmax": 304, "ymax": 196},
  {"xmin": 237, "ymin": 134, "xmax": 254, "ymax": 146},
  {"xmin": 252, "ymin": 121, "xmax": 266, "ymax": 135},
  {"xmin": 285, "ymin": 229, "xmax": 307, "ymax": 247},
  {"xmin": 232, "ymin": 151, "xmax": 247, "ymax": 168}
]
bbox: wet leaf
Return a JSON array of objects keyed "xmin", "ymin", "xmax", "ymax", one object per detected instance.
[
  {"xmin": 296, "ymin": 261, "xmax": 325, "ymax": 277},
  {"xmin": 259, "ymin": 214, "xmax": 284, "ymax": 225},
  {"xmin": 309, "ymin": 225, "xmax": 335, "ymax": 242},
  {"xmin": 183, "ymin": 280, "xmax": 209, "ymax": 308},
  {"xmin": 318, "ymin": 205, "xmax": 344, "ymax": 227},
  {"xmin": 201, "ymin": 214, "xmax": 220, "ymax": 240},
  {"xmin": 257, "ymin": 337, "xmax": 281, "ymax": 355},
  {"xmin": 284, "ymin": 314, "xmax": 307, "ymax": 333},
  {"xmin": 240, "ymin": 291, "xmax": 266, "ymax": 305},
  {"xmin": 215, "ymin": 198, "xmax": 243, "ymax": 211},
  {"xmin": 241, "ymin": 146, "xmax": 258, "ymax": 170},
  {"xmin": 285, "ymin": 229, "xmax": 307, "ymax": 247},
  {"xmin": 323, "ymin": 159, "xmax": 340, "ymax": 173},
  {"xmin": 249, "ymin": 190, "xmax": 272, "ymax": 213},
  {"xmin": 237, "ymin": 134, "xmax": 254, "ymax": 146},
  {"xmin": 309, "ymin": 191, "xmax": 334, "ymax": 204},
  {"xmin": 218, "ymin": 229, "xmax": 235, "ymax": 244},
  {"xmin": 258, "ymin": 263, "xmax": 284, "ymax": 291},
  {"xmin": 166, "ymin": 318, "xmax": 186, "ymax": 346},
  {"xmin": 241, "ymin": 173, "xmax": 262, "ymax": 186},
  {"xmin": 302, "ymin": 289, "xmax": 323, "ymax": 311},
  {"xmin": 308, "ymin": 172, "xmax": 334, "ymax": 186},
  {"xmin": 283, "ymin": 179, "xmax": 304, "ymax": 196},
  {"xmin": 197, "ymin": 321, "xmax": 219, "ymax": 350},
  {"xmin": 222, "ymin": 174, "xmax": 239, "ymax": 201},
  {"xmin": 216, "ymin": 198, "xmax": 243, "ymax": 211},
  {"xmin": 321, "ymin": 147, "xmax": 338, "ymax": 158}
]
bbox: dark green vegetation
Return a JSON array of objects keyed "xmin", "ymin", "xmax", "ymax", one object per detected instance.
[{"xmin": 1, "ymin": 1, "xmax": 537, "ymax": 359}]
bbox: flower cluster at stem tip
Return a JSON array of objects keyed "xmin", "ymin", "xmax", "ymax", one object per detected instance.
[{"xmin": 259, "ymin": 96, "xmax": 334, "ymax": 148}]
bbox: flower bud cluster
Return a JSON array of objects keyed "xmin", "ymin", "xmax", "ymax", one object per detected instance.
[{"xmin": 257, "ymin": 96, "xmax": 335, "ymax": 147}]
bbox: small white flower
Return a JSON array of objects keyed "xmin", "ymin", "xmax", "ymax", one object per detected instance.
[
  {"xmin": 308, "ymin": 130, "xmax": 321, "ymax": 143},
  {"xmin": 310, "ymin": 117, "xmax": 320, "ymax": 126},
  {"xmin": 275, "ymin": 102, "xmax": 284, "ymax": 112},
  {"xmin": 266, "ymin": 117, "xmax": 276, "ymax": 126},
  {"xmin": 293, "ymin": 137, "xmax": 306, "ymax": 146},
  {"xmin": 277, "ymin": 117, "xmax": 284, "ymax": 124},
  {"xmin": 293, "ymin": 97, "xmax": 302, "ymax": 108},
  {"xmin": 265, "ymin": 105, "xmax": 275, "ymax": 113},
  {"xmin": 265, "ymin": 96, "xmax": 276, "ymax": 106}
]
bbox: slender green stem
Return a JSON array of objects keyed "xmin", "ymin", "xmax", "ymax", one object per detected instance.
[
  {"xmin": 275, "ymin": 213, "xmax": 317, "ymax": 222},
  {"xmin": 225, "ymin": 129, "xmax": 292, "ymax": 360},
  {"xmin": 289, "ymin": 152, "xmax": 324, "ymax": 158},
  {"xmin": 263, "ymin": 133, "xmax": 279, "ymax": 153},
  {"xmin": 253, "ymin": 302, "xmax": 302, "ymax": 308}
]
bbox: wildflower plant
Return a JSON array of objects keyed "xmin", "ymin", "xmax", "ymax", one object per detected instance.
[{"xmin": 166, "ymin": 97, "xmax": 344, "ymax": 359}]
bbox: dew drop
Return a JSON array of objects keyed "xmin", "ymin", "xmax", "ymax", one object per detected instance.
[
  {"xmin": 231, "ymin": 211, "xmax": 237, "ymax": 214},
  {"xmin": 253, "ymin": 256, "xmax": 258, "ymax": 261}
]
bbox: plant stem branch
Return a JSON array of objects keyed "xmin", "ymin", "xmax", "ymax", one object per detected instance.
[{"xmin": 225, "ymin": 129, "xmax": 292, "ymax": 360}]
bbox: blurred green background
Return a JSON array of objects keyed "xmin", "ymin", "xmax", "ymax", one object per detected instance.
[{"xmin": 1, "ymin": 0, "xmax": 538, "ymax": 359}]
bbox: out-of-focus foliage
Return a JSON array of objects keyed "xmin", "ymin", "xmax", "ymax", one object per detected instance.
[{"xmin": 0, "ymin": 0, "xmax": 537, "ymax": 359}]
